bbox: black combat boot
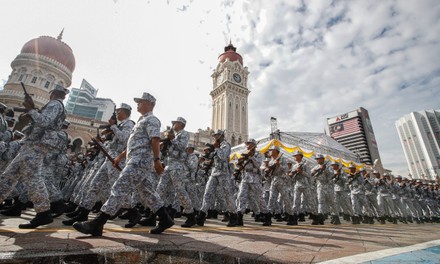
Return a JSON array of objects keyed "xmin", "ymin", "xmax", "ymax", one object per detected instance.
[
  {"xmin": 118, "ymin": 209, "xmax": 131, "ymax": 219},
  {"xmin": 406, "ymin": 216, "xmax": 413, "ymax": 223},
  {"xmin": 66, "ymin": 206, "xmax": 82, "ymax": 218},
  {"xmin": 124, "ymin": 208, "xmax": 142, "ymax": 228},
  {"xmin": 221, "ymin": 212, "xmax": 230, "ymax": 222},
  {"xmin": 73, "ymin": 212, "xmax": 111, "ymax": 236},
  {"xmin": 298, "ymin": 213, "xmax": 306, "ymax": 222},
  {"xmin": 286, "ymin": 214, "xmax": 296, "ymax": 226},
  {"xmin": 139, "ymin": 213, "xmax": 157, "ymax": 227},
  {"xmin": 262, "ymin": 213, "xmax": 272, "ymax": 226},
  {"xmin": 254, "ymin": 213, "xmax": 263, "ymax": 222},
  {"xmin": 392, "ymin": 217, "xmax": 398, "ymax": 224},
  {"xmin": 150, "ymin": 206, "xmax": 174, "ymax": 234},
  {"xmin": 196, "ymin": 211, "xmax": 207, "ymax": 226},
  {"xmin": 64, "ymin": 202, "xmax": 78, "ymax": 213},
  {"xmin": 50, "ymin": 200, "xmax": 67, "ymax": 218},
  {"xmin": 167, "ymin": 207, "xmax": 178, "ymax": 220},
  {"xmin": 332, "ymin": 215, "xmax": 341, "ymax": 225},
  {"xmin": 92, "ymin": 201, "xmax": 103, "ymax": 213},
  {"xmin": 311, "ymin": 214, "xmax": 319, "ymax": 225},
  {"xmin": 274, "ymin": 213, "xmax": 283, "ymax": 222},
  {"xmin": 318, "ymin": 214, "xmax": 325, "ymax": 225},
  {"xmin": 227, "ymin": 213, "xmax": 238, "ymax": 227},
  {"xmin": 62, "ymin": 207, "xmax": 90, "ymax": 226},
  {"xmin": 351, "ymin": 216, "xmax": 360, "ymax": 224},
  {"xmin": 379, "ymin": 216, "xmax": 386, "ymax": 224},
  {"xmin": 237, "ymin": 212, "xmax": 244, "ymax": 226},
  {"xmin": 181, "ymin": 211, "xmax": 197, "ymax": 228},
  {"xmin": 18, "ymin": 210, "xmax": 53, "ymax": 229},
  {"xmin": 1, "ymin": 200, "xmax": 26, "ymax": 216}
]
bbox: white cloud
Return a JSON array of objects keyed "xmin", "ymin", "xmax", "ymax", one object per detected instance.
[{"xmin": 0, "ymin": 0, "xmax": 438, "ymax": 176}]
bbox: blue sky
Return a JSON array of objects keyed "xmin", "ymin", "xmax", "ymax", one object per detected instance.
[{"xmin": 0, "ymin": 0, "xmax": 439, "ymax": 176}]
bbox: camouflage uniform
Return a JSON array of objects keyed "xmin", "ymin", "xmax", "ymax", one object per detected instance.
[
  {"xmin": 0, "ymin": 99, "xmax": 66, "ymax": 213},
  {"xmin": 311, "ymin": 162, "xmax": 337, "ymax": 216},
  {"xmin": 333, "ymin": 170, "xmax": 353, "ymax": 216},
  {"xmin": 100, "ymin": 111, "xmax": 165, "ymax": 216},
  {"xmin": 291, "ymin": 159, "xmax": 315, "ymax": 216},
  {"xmin": 200, "ymin": 140, "xmax": 237, "ymax": 214},
  {"xmin": 80, "ymin": 118, "xmax": 134, "ymax": 210},
  {"xmin": 156, "ymin": 128, "xmax": 194, "ymax": 214},
  {"xmin": 376, "ymin": 178, "xmax": 397, "ymax": 218},
  {"xmin": 347, "ymin": 172, "xmax": 373, "ymax": 221},
  {"xmin": 236, "ymin": 151, "xmax": 268, "ymax": 214},
  {"xmin": 267, "ymin": 155, "xmax": 293, "ymax": 215},
  {"xmin": 184, "ymin": 150, "xmax": 201, "ymax": 210}
]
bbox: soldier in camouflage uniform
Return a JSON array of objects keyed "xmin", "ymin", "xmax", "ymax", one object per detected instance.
[
  {"xmin": 236, "ymin": 139, "xmax": 270, "ymax": 226},
  {"xmin": 196, "ymin": 130, "xmax": 238, "ymax": 227},
  {"xmin": 63, "ymin": 103, "xmax": 135, "ymax": 226},
  {"xmin": 265, "ymin": 146, "xmax": 294, "ymax": 225},
  {"xmin": 156, "ymin": 117, "xmax": 196, "ymax": 228},
  {"xmin": 0, "ymin": 85, "xmax": 68, "ymax": 228},
  {"xmin": 73, "ymin": 92, "xmax": 174, "ymax": 236},
  {"xmin": 375, "ymin": 172, "xmax": 397, "ymax": 224},
  {"xmin": 290, "ymin": 150, "xmax": 316, "ymax": 224},
  {"xmin": 347, "ymin": 165, "xmax": 374, "ymax": 224},
  {"xmin": 331, "ymin": 162, "xmax": 353, "ymax": 223},
  {"xmin": 311, "ymin": 154, "xmax": 338, "ymax": 225},
  {"xmin": 184, "ymin": 143, "xmax": 201, "ymax": 210}
]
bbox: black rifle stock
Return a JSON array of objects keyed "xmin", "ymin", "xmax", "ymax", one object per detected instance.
[{"xmin": 91, "ymin": 138, "xmax": 122, "ymax": 171}]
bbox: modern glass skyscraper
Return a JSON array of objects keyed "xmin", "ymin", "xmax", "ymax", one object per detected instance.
[{"xmin": 395, "ymin": 109, "xmax": 440, "ymax": 180}]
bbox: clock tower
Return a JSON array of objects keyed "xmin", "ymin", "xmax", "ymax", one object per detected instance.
[{"xmin": 210, "ymin": 43, "xmax": 249, "ymax": 146}]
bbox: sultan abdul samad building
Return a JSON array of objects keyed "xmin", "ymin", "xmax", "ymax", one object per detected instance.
[
  {"xmin": 0, "ymin": 31, "xmax": 107, "ymax": 152},
  {"xmin": 0, "ymin": 32, "xmax": 251, "ymax": 151}
]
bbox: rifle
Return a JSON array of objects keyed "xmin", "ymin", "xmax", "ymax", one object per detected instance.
[
  {"xmin": 264, "ymin": 153, "xmax": 283, "ymax": 179},
  {"xmin": 91, "ymin": 138, "xmax": 122, "ymax": 171},
  {"xmin": 233, "ymin": 144, "xmax": 257, "ymax": 179},
  {"xmin": 159, "ymin": 126, "xmax": 174, "ymax": 159},
  {"xmin": 311, "ymin": 161, "xmax": 329, "ymax": 177},
  {"xmin": 20, "ymin": 82, "xmax": 35, "ymax": 110},
  {"xmin": 348, "ymin": 171, "xmax": 362, "ymax": 185},
  {"xmin": 289, "ymin": 160, "xmax": 306, "ymax": 178},
  {"xmin": 332, "ymin": 167, "xmax": 343, "ymax": 183}
]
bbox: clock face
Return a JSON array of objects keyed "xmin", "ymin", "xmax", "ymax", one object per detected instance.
[{"xmin": 233, "ymin": 73, "xmax": 242, "ymax": 83}]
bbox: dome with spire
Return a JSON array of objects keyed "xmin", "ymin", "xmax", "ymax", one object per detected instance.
[
  {"xmin": 20, "ymin": 30, "xmax": 75, "ymax": 72},
  {"xmin": 218, "ymin": 42, "xmax": 243, "ymax": 65}
]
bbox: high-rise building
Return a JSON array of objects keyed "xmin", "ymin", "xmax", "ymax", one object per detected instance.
[
  {"xmin": 327, "ymin": 107, "xmax": 382, "ymax": 166},
  {"xmin": 210, "ymin": 42, "xmax": 249, "ymax": 146},
  {"xmin": 65, "ymin": 79, "xmax": 115, "ymax": 122},
  {"xmin": 395, "ymin": 109, "xmax": 440, "ymax": 180}
]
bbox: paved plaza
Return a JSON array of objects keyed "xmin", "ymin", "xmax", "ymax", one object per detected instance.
[{"xmin": 1, "ymin": 211, "xmax": 440, "ymax": 263}]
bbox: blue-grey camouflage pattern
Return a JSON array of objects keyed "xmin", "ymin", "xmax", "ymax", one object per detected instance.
[
  {"xmin": 311, "ymin": 163, "xmax": 338, "ymax": 215},
  {"xmin": 267, "ymin": 155, "xmax": 293, "ymax": 215},
  {"xmin": 200, "ymin": 140, "xmax": 237, "ymax": 214},
  {"xmin": 101, "ymin": 111, "xmax": 165, "ymax": 216},
  {"xmin": 333, "ymin": 170, "xmax": 353, "ymax": 215},
  {"xmin": 0, "ymin": 99, "xmax": 66, "ymax": 212},
  {"xmin": 375, "ymin": 178, "xmax": 397, "ymax": 217},
  {"xmin": 156, "ymin": 129, "xmax": 194, "ymax": 214},
  {"xmin": 347, "ymin": 173, "xmax": 373, "ymax": 217},
  {"xmin": 291, "ymin": 160, "xmax": 315, "ymax": 215},
  {"xmin": 184, "ymin": 151, "xmax": 201, "ymax": 210},
  {"xmin": 237, "ymin": 152, "xmax": 268, "ymax": 214}
]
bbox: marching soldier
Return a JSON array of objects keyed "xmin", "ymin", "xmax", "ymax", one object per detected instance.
[
  {"xmin": 196, "ymin": 130, "xmax": 238, "ymax": 227},
  {"xmin": 331, "ymin": 161, "xmax": 352, "ymax": 224},
  {"xmin": 311, "ymin": 154, "xmax": 336, "ymax": 225},
  {"xmin": 0, "ymin": 85, "xmax": 68, "ymax": 228},
  {"xmin": 347, "ymin": 165, "xmax": 373, "ymax": 224},
  {"xmin": 236, "ymin": 139, "xmax": 270, "ymax": 226},
  {"xmin": 73, "ymin": 92, "xmax": 174, "ymax": 236}
]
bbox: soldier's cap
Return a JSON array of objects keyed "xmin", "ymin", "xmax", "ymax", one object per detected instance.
[
  {"xmin": 186, "ymin": 143, "xmax": 195, "ymax": 149},
  {"xmin": 416, "ymin": 179, "xmax": 422, "ymax": 183},
  {"xmin": 395, "ymin": 175, "xmax": 403, "ymax": 179},
  {"xmin": 63, "ymin": 120, "xmax": 71, "ymax": 127},
  {"xmin": 315, "ymin": 153, "xmax": 325, "ymax": 159},
  {"xmin": 287, "ymin": 159, "xmax": 293, "ymax": 164},
  {"xmin": 245, "ymin": 138, "xmax": 257, "ymax": 145},
  {"xmin": 13, "ymin": 130, "xmax": 24, "ymax": 138},
  {"xmin": 5, "ymin": 116, "xmax": 15, "ymax": 123},
  {"xmin": 402, "ymin": 177, "xmax": 409, "ymax": 181},
  {"xmin": 212, "ymin": 129, "xmax": 224, "ymax": 136},
  {"xmin": 0, "ymin": 103, "xmax": 7, "ymax": 110},
  {"xmin": 116, "ymin": 103, "xmax": 132, "ymax": 111},
  {"xmin": 264, "ymin": 157, "xmax": 271, "ymax": 162},
  {"xmin": 330, "ymin": 161, "xmax": 340, "ymax": 166},
  {"xmin": 373, "ymin": 170, "xmax": 380, "ymax": 174},
  {"xmin": 348, "ymin": 163, "xmax": 356, "ymax": 169},
  {"xmin": 268, "ymin": 145, "xmax": 280, "ymax": 152},
  {"xmin": 359, "ymin": 168, "xmax": 366, "ymax": 172},
  {"xmin": 172, "ymin": 117, "xmax": 187, "ymax": 125},
  {"xmin": 134, "ymin": 92, "xmax": 156, "ymax": 104},
  {"xmin": 50, "ymin": 85, "xmax": 69, "ymax": 94},
  {"xmin": 292, "ymin": 150, "xmax": 303, "ymax": 156}
]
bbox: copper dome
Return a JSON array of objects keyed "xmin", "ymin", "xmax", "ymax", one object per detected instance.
[
  {"xmin": 20, "ymin": 35, "xmax": 75, "ymax": 72},
  {"xmin": 218, "ymin": 43, "xmax": 243, "ymax": 65}
]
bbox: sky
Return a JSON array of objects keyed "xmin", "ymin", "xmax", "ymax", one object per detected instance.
[{"xmin": 0, "ymin": 0, "xmax": 439, "ymax": 176}]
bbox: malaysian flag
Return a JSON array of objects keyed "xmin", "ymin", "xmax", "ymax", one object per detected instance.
[{"xmin": 329, "ymin": 118, "xmax": 361, "ymax": 137}]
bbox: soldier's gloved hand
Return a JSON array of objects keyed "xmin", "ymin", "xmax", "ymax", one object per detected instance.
[
  {"xmin": 108, "ymin": 118, "xmax": 117, "ymax": 126},
  {"xmin": 23, "ymin": 97, "xmax": 35, "ymax": 111}
]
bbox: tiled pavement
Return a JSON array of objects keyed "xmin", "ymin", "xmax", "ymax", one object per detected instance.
[{"xmin": 1, "ymin": 210, "xmax": 440, "ymax": 263}]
